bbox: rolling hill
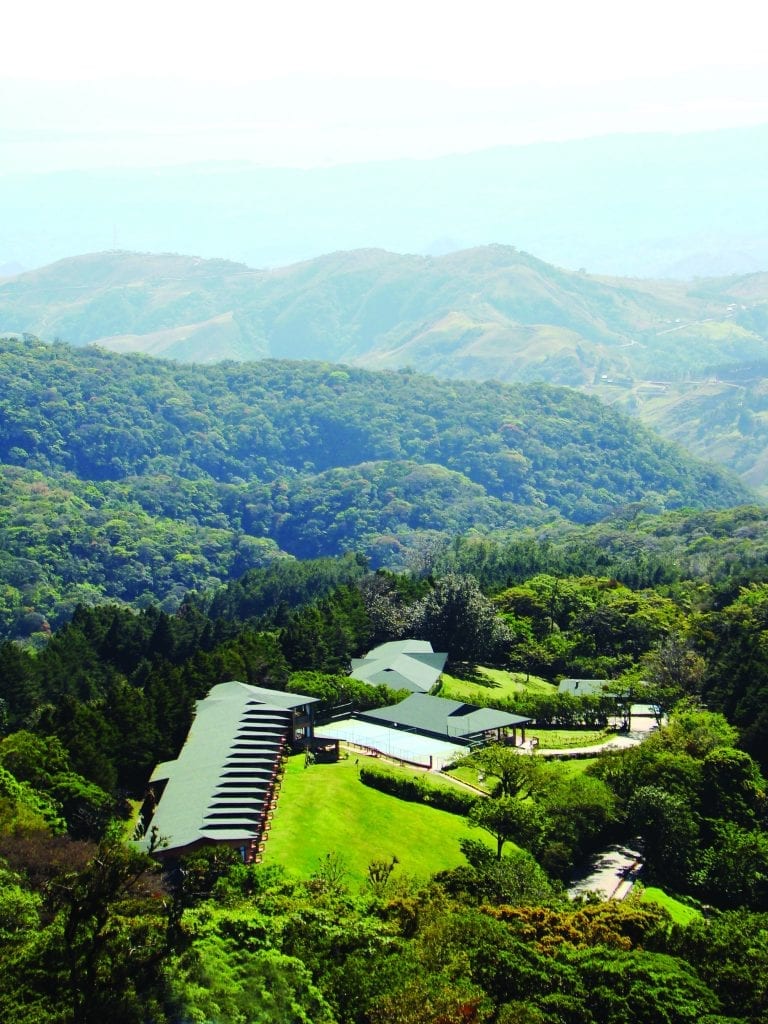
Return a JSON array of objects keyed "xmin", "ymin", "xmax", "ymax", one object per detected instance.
[
  {"xmin": 0, "ymin": 336, "xmax": 752, "ymax": 638},
  {"xmin": 2, "ymin": 246, "xmax": 767, "ymax": 385},
  {"xmin": 4, "ymin": 246, "xmax": 768, "ymax": 492}
]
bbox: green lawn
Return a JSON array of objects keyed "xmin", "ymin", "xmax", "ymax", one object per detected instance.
[
  {"xmin": 439, "ymin": 667, "xmax": 556, "ymax": 703},
  {"xmin": 548, "ymin": 757, "xmax": 599, "ymax": 777},
  {"xmin": 444, "ymin": 755, "xmax": 598, "ymax": 792},
  {"xmin": 442, "ymin": 763, "xmax": 494, "ymax": 794},
  {"xmin": 262, "ymin": 753, "xmax": 487, "ymax": 886},
  {"xmin": 640, "ymin": 886, "xmax": 702, "ymax": 926},
  {"xmin": 529, "ymin": 729, "xmax": 612, "ymax": 750}
]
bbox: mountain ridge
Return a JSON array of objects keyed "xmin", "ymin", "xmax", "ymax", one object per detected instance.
[
  {"xmin": 4, "ymin": 246, "xmax": 768, "ymax": 490},
  {"xmin": 5, "ymin": 245, "xmax": 765, "ymax": 376}
]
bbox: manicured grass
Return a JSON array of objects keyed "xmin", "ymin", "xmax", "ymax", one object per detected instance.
[
  {"xmin": 552, "ymin": 757, "xmax": 599, "ymax": 777},
  {"xmin": 439, "ymin": 667, "xmax": 556, "ymax": 703},
  {"xmin": 442, "ymin": 763, "xmax": 494, "ymax": 794},
  {"xmin": 640, "ymin": 886, "xmax": 702, "ymax": 926},
  {"xmin": 262, "ymin": 753, "xmax": 487, "ymax": 886},
  {"xmin": 444, "ymin": 755, "xmax": 598, "ymax": 791},
  {"xmin": 529, "ymin": 729, "xmax": 612, "ymax": 750}
]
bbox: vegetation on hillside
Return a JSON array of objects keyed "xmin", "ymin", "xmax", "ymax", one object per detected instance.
[
  {"xmin": 6, "ymin": 244, "xmax": 768, "ymax": 490},
  {"xmin": 0, "ymin": 336, "xmax": 752, "ymax": 638},
  {"xmin": 1, "ymin": 326, "xmax": 768, "ymax": 1020},
  {"xmin": 3, "ymin": 812, "xmax": 767, "ymax": 1023},
  {"xmin": 0, "ymin": 537, "xmax": 766, "ymax": 1018},
  {"xmin": 3, "ymin": 246, "xmax": 767, "ymax": 385}
]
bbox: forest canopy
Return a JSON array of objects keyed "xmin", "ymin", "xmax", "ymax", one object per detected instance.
[{"xmin": 0, "ymin": 336, "xmax": 755, "ymax": 638}]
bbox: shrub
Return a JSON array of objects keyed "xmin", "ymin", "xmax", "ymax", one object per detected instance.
[{"xmin": 359, "ymin": 763, "xmax": 476, "ymax": 815}]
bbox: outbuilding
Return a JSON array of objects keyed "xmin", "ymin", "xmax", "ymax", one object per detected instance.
[
  {"xmin": 350, "ymin": 639, "xmax": 447, "ymax": 693},
  {"xmin": 359, "ymin": 691, "xmax": 531, "ymax": 747}
]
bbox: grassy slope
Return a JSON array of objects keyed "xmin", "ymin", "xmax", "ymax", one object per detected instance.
[
  {"xmin": 263, "ymin": 752, "xmax": 488, "ymax": 886},
  {"xmin": 639, "ymin": 886, "xmax": 702, "ymax": 926},
  {"xmin": 527, "ymin": 729, "xmax": 613, "ymax": 750},
  {"xmin": 439, "ymin": 668, "xmax": 556, "ymax": 702},
  {"xmin": 553, "ymin": 757, "xmax": 598, "ymax": 777}
]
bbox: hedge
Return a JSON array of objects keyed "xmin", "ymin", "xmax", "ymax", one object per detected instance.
[{"xmin": 359, "ymin": 763, "xmax": 477, "ymax": 816}]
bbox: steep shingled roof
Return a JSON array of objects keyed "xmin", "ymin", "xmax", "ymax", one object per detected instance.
[
  {"xmin": 141, "ymin": 681, "xmax": 318, "ymax": 855},
  {"xmin": 350, "ymin": 640, "xmax": 447, "ymax": 693}
]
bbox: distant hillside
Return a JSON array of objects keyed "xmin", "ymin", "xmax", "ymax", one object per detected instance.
[
  {"xmin": 0, "ymin": 336, "xmax": 752, "ymax": 637},
  {"xmin": 3, "ymin": 123, "xmax": 768, "ymax": 276},
  {"xmin": 589, "ymin": 359, "xmax": 768, "ymax": 498},
  {"xmin": 5, "ymin": 246, "xmax": 768, "ymax": 490},
  {"xmin": 3, "ymin": 246, "xmax": 767, "ymax": 386}
]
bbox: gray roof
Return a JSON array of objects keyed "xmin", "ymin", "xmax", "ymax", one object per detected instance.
[
  {"xmin": 350, "ymin": 640, "xmax": 447, "ymax": 693},
  {"xmin": 142, "ymin": 681, "xmax": 316, "ymax": 855},
  {"xmin": 360, "ymin": 692, "xmax": 530, "ymax": 740},
  {"xmin": 558, "ymin": 678, "xmax": 615, "ymax": 696}
]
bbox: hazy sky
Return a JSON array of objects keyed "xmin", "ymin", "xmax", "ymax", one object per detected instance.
[{"xmin": 3, "ymin": 0, "xmax": 768, "ymax": 170}]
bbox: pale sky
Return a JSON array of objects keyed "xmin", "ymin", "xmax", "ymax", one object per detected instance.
[{"xmin": 3, "ymin": 0, "xmax": 768, "ymax": 170}]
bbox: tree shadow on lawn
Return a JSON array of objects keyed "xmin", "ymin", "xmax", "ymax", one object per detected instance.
[{"xmin": 449, "ymin": 664, "xmax": 501, "ymax": 688}]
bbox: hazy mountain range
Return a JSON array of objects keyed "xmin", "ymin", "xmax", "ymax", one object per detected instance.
[
  {"xmin": 3, "ymin": 243, "xmax": 768, "ymax": 493},
  {"xmin": 3, "ymin": 123, "xmax": 768, "ymax": 278}
]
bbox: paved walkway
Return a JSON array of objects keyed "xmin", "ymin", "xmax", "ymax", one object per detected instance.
[
  {"xmin": 531, "ymin": 733, "xmax": 642, "ymax": 759},
  {"xmin": 568, "ymin": 842, "xmax": 644, "ymax": 900}
]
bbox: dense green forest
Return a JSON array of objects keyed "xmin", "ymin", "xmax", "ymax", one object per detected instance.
[
  {"xmin": 1, "ymin": 336, "xmax": 768, "ymax": 1022},
  {"xmin": 0, "ymin": 336, "xmax": 752, "ymax": 639},
  {"xmin": 1, "ymin": 545, "xmax": 768, "ymax": 1021},
  {"xmin": 6, "ymin": 247, "xmax": 768, "ymax": 494}
]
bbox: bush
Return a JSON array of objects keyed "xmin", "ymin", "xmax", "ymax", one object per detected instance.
[{"xmin": 359, "ymin": 764, "xmax": 476, "ymax": 815}]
